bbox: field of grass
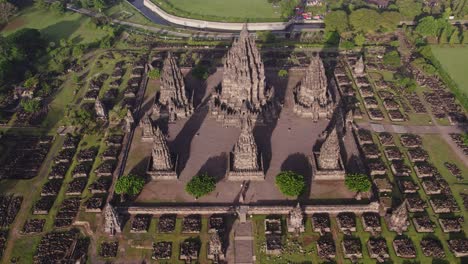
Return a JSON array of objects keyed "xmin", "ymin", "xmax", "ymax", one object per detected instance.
[
  {"xmin": 105, "ymin": 0, "xmax": 153, "ymax": 26},
  {"xmin": 155, "ymin": 0, "xmax": 283, "ymax": 22},
  {"xmin": 431, "ymin": 46, "xmax": 468, "ymax": 97},
  {"xmin": 1, "ymin": 7, "xmax": 107, "ymax": 43}
]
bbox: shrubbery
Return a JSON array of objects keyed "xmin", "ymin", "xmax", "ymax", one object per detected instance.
[
  {"xmin": 185, "ymin": 173, "xmax": 216, "ymax": 198},
  {"xmin": 345, "ymin": 173, "xmax": 371, "ymax": 192},
  {"xmin": 115, "ymin": 174, "xmax": 146, "ymax": 196},
  {"xmin": 275, "ymin": 171, "xmax": 305, "ymax": 197}
]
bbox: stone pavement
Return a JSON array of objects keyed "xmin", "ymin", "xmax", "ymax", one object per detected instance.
[
  {"xmin": 357, "ymin": 122, "xmax": 467, "ymax": 135},
  {"xmin": 233, "ymin": 220, "xmax": 255, "ymax": 264}
]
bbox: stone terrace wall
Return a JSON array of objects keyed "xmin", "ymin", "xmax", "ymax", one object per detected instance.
[
  {"xmin": 143, "ymin": 0, "xmax": 292, "ymax": 31},
  {"xmin": 119, "ymin": 202, "xmax": 380, "ymax": 215}
]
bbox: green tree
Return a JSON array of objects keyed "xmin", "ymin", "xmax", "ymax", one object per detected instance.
[
  {"xmin": 345, "ymin": 173, "xmax": 371, "ymax": 192},
  {"xmin": 353, "ymin": 33, "xmax": 365, "ymax": 46},
  {"xmin": 24, "ymin": 76, "xmax": 39, "ymax": 89},
  {"xmin": 275, "ymin": 171, "xmax": 305, "ymax": 197},
  {"xmin": 449, "ymin": 29, "xmax": 459, "ymax": 45},
  {"xmin": 278, "ymin": 69, "xmax": 288, "ymax": 78},
  {"xmin": 257, "ymin": 31, "xmax": 276, "ymax": 43},
  {"xmin": 34, "ymin": 0, "xmax": 49, "ymax": 9},
  {"xmin": 185, "ymin": 173, "xmax": 216, "ymax": 198},
  {"xmin": 439, "ymin": 27, "xmax": 449, "ymax": 44},
  {"xmin": 148, "ymin": 68, "xmax": 161, "ymax": 79},
  {"xmin": 379, "ymin": 11, "xmax": 401, "ymax": 32},
  {"xmin": 94, "ymin": 0, "xmax": 107, "ymax": 12},
  {"xmin": 396, "ymin": 0, "xmax": 422, "ymax": 20},
  {"xmin": 280, "ymin": 0, "xmax": 299, "ymax": 19},
  {"xmin": 349, "ymin": 9, "xmax": 380, "ymax": 33},
  {"xmin": 415, "ymin": 16, "xmax": 439, "ymax": 37},
  {"xmin": 20, "ymin": 98, "xmax": 41, "ymax": 113},
  {"xmin": 115, "ymin": 174, "xmax": 145, "ymax": 200},
  {"xmin": 383, "ymin": 50, "xmax": 401, "ymax": 67},
  {"xmin": 192, "ymin": 64, "xmax": 209, "ymax": 80},
  {"xmin": 50, "ymin": 1, "xmax": 65, "ymax": 14},
  {"xmin": 324, "ymin": 10, "xmax": 349, "ymax": 33},
  {"xmin": 0, "ymin": 0, "xmax": 18, "ymax": 23}
]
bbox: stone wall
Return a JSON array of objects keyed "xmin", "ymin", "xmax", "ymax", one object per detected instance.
[
  {"xmin": 143, "ymin": 0, "xmax": 292, "ymax": 31},
  {"xmin": 119, "ymin": 202, "xmax": 380, "ymax": 215}
]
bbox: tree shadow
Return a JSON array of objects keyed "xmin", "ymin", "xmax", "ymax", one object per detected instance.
[
  {"xmin": 280, "ymin": 153, "xmax": 313, "ymax": 201},
  {"xmin": 195, "ymin": 153, "xmax": 228, "ymax": 182},
  {"xmin": 41, "ymin": 19, "xmax": 83, "ymax": 43}
]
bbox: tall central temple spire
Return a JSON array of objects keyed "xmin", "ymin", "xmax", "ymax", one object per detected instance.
[{"xmin": 211, "ymin": 25, "xmax": 278, "ymax": 127}]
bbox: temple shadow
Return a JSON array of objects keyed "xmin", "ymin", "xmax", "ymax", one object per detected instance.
[
  {"xmin": 280, "ymin": 153, "xmax": 313, "ymax": 201},
  {"xmin": 128, "ymin": 157, "xmax": 151, "ymax": 178},
  {"xmin": 195, "ymin": 153, "xmax": 228, "ymax": 182},
  {"xmin": 170, "ymin": 105, "xmax": 209, "ymax": 175}
]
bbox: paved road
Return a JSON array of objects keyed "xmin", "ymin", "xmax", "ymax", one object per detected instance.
[{"xmin": 233, "ymin": 221, "xmax": 255, "ymax": 264}]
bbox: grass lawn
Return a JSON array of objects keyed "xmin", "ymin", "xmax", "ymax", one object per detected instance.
[
  {"xmin": 156, "ymin": 0, "xmax": 283, "ymax": 22},
  {"xmin": 431, "ymin": 45, "xmax": 468, "ymax": 97},
  {"xmin": 1, "ymin": 7, "xmax": 107, "ymax": 43},
  {"xmin": 105, "ymin": 0, "xmax": 153, "ymax": 26}
]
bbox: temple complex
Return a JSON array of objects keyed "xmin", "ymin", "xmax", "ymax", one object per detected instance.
[
  {"xmin": 153, "ymin": 52, "xmax": 193, "ymax": 123},
  {"xmin": 104, "ymin": 204, "xmax": 122, "ymax": 235},
  {"xmin": 228, "ymin": 119, "xmax": 264, "ymax": 181},
  {"xmin": 210, "ymin": 25, "xmax": 279, "ymax": 127},
  {"xmin": 293, "ymin": 55, "xmax": 334, "ymax": 120},
  {"xmin": 312, "ymin": 127, "xmax": 346, "ymax": 180},
  {"xmin": 147, "ymin": 125, "xmax": 178, "ymax": 180},
  {"xmin": 287, "ymin": 203, "xmax": 305, "ymax": 233}
]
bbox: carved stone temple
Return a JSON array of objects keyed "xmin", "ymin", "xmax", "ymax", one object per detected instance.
[
  {"xmin": 140, "ymin": 113, "xmax": 154, "ymax": 141},
  {"xmin": 312, "ymin": 127, "xmax": 346, "ymax": 180},
  {"xmin": 104, "ymin": 203, "xmax": 122, "ymax": 235},
  {"xmin": 354, "ymin": 55, "xmax": 365, "ymax": 76},
  {"xmin": 293, "ymin": 55, "xmax": 334, "ymax": 120},
  {"xmin": 228, "ymin": 119, "xmax": 264, "ymax": 181},
  {"xmin": 147, "ymin": 125, "xmax": 178, "ymax": 180},
  {"xmin": 95, "ymin": 98, "xmax": 108, "ymax": 121},
  {"xmin": 210, "ymin": 25, "xmax": 279, "ymax": 127},
  {"xmin": 287, "ymin": 203, "xmax": 305, "ymax": 233},
  {"xmin": 385, "ymin": 200, "xmax": 409, "ymax": 235},
  {"xmin": 153, "ymin": 52, "xmax": 193, "ymax": 123},
  {"xmin": 207, "ymin": 231, "xmax": 225, "ymax": 263}
]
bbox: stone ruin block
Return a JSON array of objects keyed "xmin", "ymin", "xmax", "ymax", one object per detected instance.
[
  {"xmin": 397, "ymin": 179, "xmax": 419, "ymax": 194},
  {"xmin": 448, "ymin": 238, "xmax": 468, "ymax": 257},
  {"xmin": 72, "ymin": 162, "xmax": 92, "ymax": 178},
  {"xmin": 400, "ymin": 134, "xmax": 422, "ymax": 148},
  {"xmin": 342, "ymin": 237, "xmax": 362, "ymax": 260},
  {"xmin": 356, "ymin": 129, "xmax": 373, "ymax": 145},
  {"xmin": 182, "ymin": 214, "xmax": 201, "ymax": 233},
  {"xmin": 378, "ymin": 132, "xmax": 394, "ymax": 146},
  {"xmin": 414, "ymin": 162, "xmax": 437, "ymax": 178},
  {"xmin": 369, "ymin": 109, "xmax": 384, "ymax": 120},
  {"xmin": 421, "ymin": 238, "xmax": 445, "ymax": 258},
  {"xmin": 265, "ymin": 234, "xmax": 282, "ymax": 255},
  {"xmin": 362, "ymin": 212, "xmax": 381, "ymax": 234},
  {"xmin": 180, "ymin": 238, "xmax": 200, "ymax": 260},
  {"xmin": 312, "ymin": 213, "xmax": 331, "ymax": 234},
  {"xmin": 405, "ymin": 196, "xmax": 427, "ymax": 213},
  {"xmin": 152, "ymin": 242, "xmax": 172, "ymax": 260},
  {"xmin": 41, "ymin": 179, "xmax": 62, "ymax": 197},
  {"xmin": 373, "ymin": 177, "xmax": 392, "ymax": 193},
  {"xmin": 366, "ymin": 159, "xmax": 386, "ymax": 176},
  {"xmin": 384, "ymin": 146, "xmax": 403, "ymax": 161},
  {"xmin": 337, "ymin": 213, "xmax": 356, "ymax": 234},
  {"xmin": 388, "ymin": 110, "xmax": 405, "ymax": 122},
  {"xmin": 34, "ymin": 229, "xmax": 89, "ymax": 263},
  {"xmin": 131, "ymin": 214, "xmax": 152, "ymax": 233},
  {"xmin": 33, "ymin": 196, "xmax": 55, "ymax": 215},
  {"xmin": 445, "ymin": 162, "xmax": 463, "ymax": 181},
  {"xmin": 393, "ymin": 237, "xmax": 416, "ymax": 258},
  {"xmin": 412, "ymin": 214, "xmax": 435, "ymax": 233},
  {"xmin": 100, "ymin": 241, "xmax": 118, "ymax": 258},
  {"xmin": 421, "ymin": 177, "xmax": 442, "ymax": 195},
  {"xmin": 158, "ymin": 214, "xmax": 176, "ymax": 233},
  {"xmin": 430, "ymin": 195, "xmax": 460, "ymax": 213},
  {"xmin": 265, "ymin": 217, "xmax": 282, "ymax": 235},
  {"xmin": 439, "ymin": 217, "xmax": 463, "ymax": 233},
  {"xmin": 22, "ymin": 219, "xmax": 45, "ymax": 234},
  {"xmin": 407, "ymin": 147, "xmax": 429, "ymax": 163},
  {"xmin": 65, "ymin": 178, "xmax": 87, "ymax": 196},
  {"xmin": 85, "ymin": 195, "xmax": 106, "ymax": 213},
  {"xmin": 317, "ymin": 235, "xmax": 336, "ymax": 259},
  {"xmin": 367, "ymin": 237, "xmax": 389, "ymax": 261},
  {"xmin": 209, "ymin": 214, "xmax": 225, "ymax": 233},
  {"xmin": 362, "ymin": 144, "xmax": 380, "ymax": 159},
  {"xmin": 89, "ymin": 177, "xmax": 112, "ymax": 194},
  {"xmin": 390, "ymin": 161, "xmax": 411, "ymax": 177}
]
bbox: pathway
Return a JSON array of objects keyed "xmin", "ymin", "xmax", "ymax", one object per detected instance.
[{"xmin": 232, "ymin": 220, "xmax": 255, "ymax": 264}]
